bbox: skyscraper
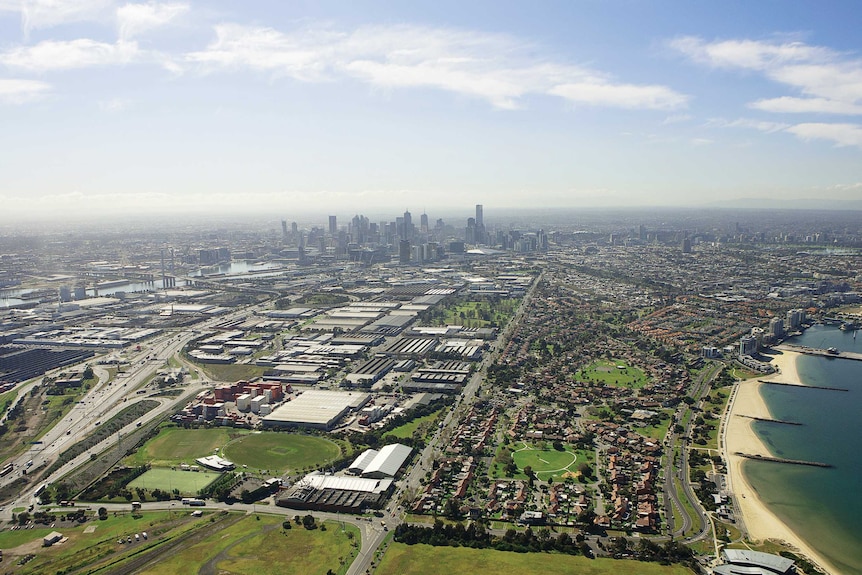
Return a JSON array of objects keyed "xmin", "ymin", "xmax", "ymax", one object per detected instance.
[
  {"xmin": 329, "ymin": 215, "xmax": 337, "ymax": 235},
  {"xmin": 475, "ymin": 204, "xmax": 483, "ymax": 226}
]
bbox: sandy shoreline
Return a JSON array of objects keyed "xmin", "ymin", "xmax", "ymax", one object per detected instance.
[{"xmin": 723, "ymin": 351, "xmax": 839, "ymax": 574}]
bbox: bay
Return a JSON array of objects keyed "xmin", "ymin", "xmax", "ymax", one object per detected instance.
[{"xmin": 745, "ymin": 324, "xmax": 862, "ymax": 574}]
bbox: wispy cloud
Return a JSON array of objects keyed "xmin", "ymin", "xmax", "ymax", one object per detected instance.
[
  {"xmin": 707, "ymin": 116, "xmax": 862, "ymax": 149},
  {"xmin": 705, "ymin": 117, "xmax": 791, "ymax": 133},
  {"xmin": 98, "ymin": 96, "xmax": 133, "ymax": 112},
  {"xmin": 0, "ymin": 38, "xmax": 139, "ymax": 71},
  {"xmin": 785, "ymin": 123, "xmax": 862, "ymax": 148},
  {"xmin": 8, "ymin": 0, "xmax": 115, "ymax": 37},
  {"xmin": 662, "ymin": 113, "xmax": 692, "ymax": 125},
  {"xmin": 669, "ymin": 36, "xmax": 831, "ymax": 71},
  {"xmin": 186, "ymin": 23, "xmax": 688, "ymax": 111},
  {"xmin": 673, "ymin": 36, "xmax": 862, "ymax": 150},
  {"xmin": 749, "ymin": 96, "xmax": 862, "ymax": 115},
  {"xmin": 672, "ymin": 36, "xmax": 862, "ymax": 117},
  {"xmin": 0, "ymin": 77, "xmax": 51, "ymax": 103},
  {"xmin": 117, "ymin": 1, "xmax": 188, "ymax": 40}
]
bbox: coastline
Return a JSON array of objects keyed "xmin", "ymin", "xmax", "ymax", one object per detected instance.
[{"xmin": 723, "ymin": 351, "xmax": 838, "ymax": 574}]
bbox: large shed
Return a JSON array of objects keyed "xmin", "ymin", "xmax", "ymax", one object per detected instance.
[{"xmin": 261, "ymin": 390, "xmax": 370, "ymax": 430}]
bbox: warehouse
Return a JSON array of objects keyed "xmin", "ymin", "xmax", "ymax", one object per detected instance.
[
  {"xmin": 277, "ymin": 471, "xmax": 392, "ymax": 513},
  {"xmin": 261, "ymin": 390, "xmax": 370, "ymax": 430},
  {"xmin": 381, "ymin": 337, "xmax": 438, "ymax": 358},
  {"xmin": 354, "ymin": 443, "xmax": 413, "ymax": 479},
  {"xmin": 344, "ymin": 356, "xmax": 395, "ymax": 386}
]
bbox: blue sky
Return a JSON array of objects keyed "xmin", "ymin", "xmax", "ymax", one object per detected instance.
[{"xmin": 2, "ymin": 0, "xmax": 862, "ymax": 220}]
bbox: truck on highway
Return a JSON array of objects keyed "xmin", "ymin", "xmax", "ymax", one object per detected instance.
[{"xmin": 187, "ymin": 499, "xmax": 205, "ymax": 506}]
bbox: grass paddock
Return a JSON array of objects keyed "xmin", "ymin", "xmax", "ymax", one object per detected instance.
[{"xmin": 376, "ymin": 542, "xmax": 694, "ymax": 575}]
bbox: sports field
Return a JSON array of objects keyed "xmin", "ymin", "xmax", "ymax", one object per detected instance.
[
  {"xmin": 376, "ymin": 542, "xmax": 694, "ymax": 575},
  {"xmin": 510, "ymin": 442, "xmax": 593, "ymax": 482},
  {"xmin": 579, "ymin": 359, "xmax": 649, "ymax": 389},
  {"xmin": 222, "ymin": 432, "xmax": 341, "ymax": 472},
  {"xmin": 127, "ymin": 468, "xmax": 221, "ymax": 494},
  {"xmin": 128, "ymin": 426, "xmax": 233, "ymax": 466}
]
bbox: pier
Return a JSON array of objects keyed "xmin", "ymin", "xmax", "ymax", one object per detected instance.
[
  {"xmin": 734, "ymin": 452, "xmax": 832, "ymax": 468},
  {"xmin": 736, "ymin": 414, "xmax": 802, "ymax": 426},
  {"xmin": 775, "ymin": 343, "xmax": 862, "ymax": 363},
  {"xmin": 758, "ymin": 379, "xmax": 849, "ymax": 392}
]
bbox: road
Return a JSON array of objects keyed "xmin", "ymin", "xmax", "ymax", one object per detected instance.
[
  {"xmin": 0, "ymin": 302, "xmax": 266, "ymax": 518},
  {"xmin": 0, "ymin": 277, "xmax": 549, "ymax": 575},
  {"xmin": 346, "ymin": 271, "xmax": 543, "ymax": 575},
  {"xmin": 661, "ymin": 361, "xmax": 721, "ymax": 542}
]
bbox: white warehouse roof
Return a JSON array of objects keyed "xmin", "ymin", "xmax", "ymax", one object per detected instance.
[
  {"xmin": 304, "ymin": 471, "xmax": 392, "ymax": 494},
  {"xmin": 348, "ymin": 448, "xmax": 380, "ymax": 474},
  {"xmin": 361, "ymin": 443, "xmax": 412, "ymax": 479}
]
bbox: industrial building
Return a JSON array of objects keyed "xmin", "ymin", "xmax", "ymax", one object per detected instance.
[
  {"xmin": 344, "ymin": 356, "xmax": 395, "ymax": 386},
  {"xmin": 277, "ymin": 471, "xmax": 392, "ymax": 513},
  {"xmin": 347, "ymin": 443, "xmax": 413, "ymax": 478},
  {"xmin": 261, "ymin": 389, "xmax": 370, "ymax": 430}
]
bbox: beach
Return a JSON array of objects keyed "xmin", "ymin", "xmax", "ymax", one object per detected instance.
[{"xmin": 723, "ymin": 351, "xmax": 838, "ymax": 574}]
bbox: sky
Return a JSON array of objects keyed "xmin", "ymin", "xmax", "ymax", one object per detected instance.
[{"xmin": 2, "ymin": 0, "xmax": 862, "ymax": 221}]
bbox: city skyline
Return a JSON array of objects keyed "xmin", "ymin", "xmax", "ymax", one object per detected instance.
[{"xmin": 2, "ymin": 1, "xmax": 862, "ymax": 222}]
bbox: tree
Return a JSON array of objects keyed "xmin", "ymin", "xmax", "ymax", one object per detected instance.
[
  {"xmin": 302, "ymin": 514, "xmax": 317, "ymax": 530},
  {"xmin": 282, "ymin": 520, "xmax": 292, "ymax": 529},
  {"xmin": 98, "ymin": 507, "xmax": 108, "ymax": 520}
]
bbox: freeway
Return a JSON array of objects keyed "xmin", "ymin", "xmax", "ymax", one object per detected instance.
[{"xmin": 0, "ymin": 302, "xmax": 268, "ymax": 519}]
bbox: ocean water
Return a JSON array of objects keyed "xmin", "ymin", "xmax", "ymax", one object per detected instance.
[{"xmin": 744, "ymin": 325, "xmax": 862, "ymax": 574}]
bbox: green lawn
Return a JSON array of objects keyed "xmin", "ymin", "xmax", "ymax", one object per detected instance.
[
  {"xmin": 376, "ymin": 543, "xmax": 694, "ymax": 575},
  {"xmin": 436, "ymin": 298, "xmax": 520, "ymax": 329},
  {"xmin": 579, "ymin": 359, "xmax": 649, "ymax": 389},
  {"xmin": 509, "ymin": 442, "xmax": 592, "ymax": 482},
  {"xmin": 137, "ymin": 515, "xmax": 359, "ymax": 575},
  {"xmin": 387, "ymin": 408, "xmax": 445, "ymax": 440},
  {"xmin": 635, "ymin": 410, "xmax": 673, "ymax": 441},
  {"xmin": 126, "ymin": 426, "xmax": 234, "ymax": 466},
  {"xmin": 0, "ymin": 388, "xmax": 18, "ymax": 415},
  {"xmin": 222, "ymin": 432, "xmax": 341, "ymax": 473},
  {"xmin": 127, "ymin": 468, "xmax": 222, "ymax": 495}
]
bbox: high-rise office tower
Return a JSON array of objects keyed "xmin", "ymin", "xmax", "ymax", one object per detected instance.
[
  {"xmin": 399, "ymin": 239, "xmax": 411, "ymax": 264},
  {"xmin": 329, "ymin": 215, "xmax": 337, "ymax": 235},
  {"xmin": 474, "ymin": 205, "xmax": 485, "ymax": 245},
  {"xmin": 403, "ymin": 210, "xmax": 414, "ymax": 240}
]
